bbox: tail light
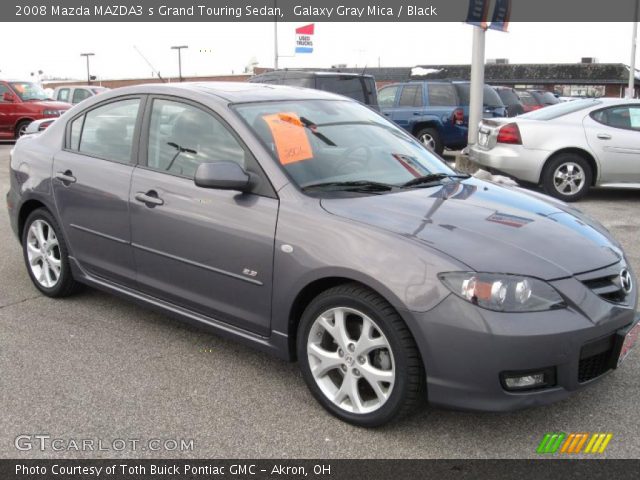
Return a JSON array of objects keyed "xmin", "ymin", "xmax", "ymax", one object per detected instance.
[
  {"xmin": 453, "ymin": 108, "xmax": 465, "ymax": 125},
  {"xmin": 496, "ymin": 123, "xmax": 522, "ymax": 145}
]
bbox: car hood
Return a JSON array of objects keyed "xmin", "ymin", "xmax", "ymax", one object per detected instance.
[
  {"xmin": 31, "ymin": 100, "xmax": 71, "ymax": 109},
  {"xmin": 320, "ymin": 178, "xmax": 622, "ymax": 280}
]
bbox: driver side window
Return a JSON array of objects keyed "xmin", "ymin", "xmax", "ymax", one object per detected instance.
[{"xmin": 146, "ymin": 99, "xmax": 246, "ymax": 178}]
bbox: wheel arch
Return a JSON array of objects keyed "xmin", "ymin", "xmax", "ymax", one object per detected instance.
[
  {"xmin": 18, "ymin": 198, "xmax": 50, "ymax": 238},
  {"xmin": 541, "ymin": 147, "xmax": 598, "ymax": 186},
  {"xmin": 411, "ymin": 120, "xmax": 441, "ymax": 137},
  {"xmin": 286, "ymin": 276, "xmax": 413, "ymax": 361}
]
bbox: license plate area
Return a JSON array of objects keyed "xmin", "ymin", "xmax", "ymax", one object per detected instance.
[{"xmin": 617, "ymin": 321, "xmax": 640, "ymax": 367}]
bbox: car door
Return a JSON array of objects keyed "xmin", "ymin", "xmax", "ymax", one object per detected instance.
[
  {"xmin": 0, "ymin": 83, "xmax": 13, "ymax": 137},
  {"xmin": 52, "ymin": 96, "xmax": 144, "ymax": 287},
  {"xmin": 129, "ymin": 97, "xmax": 278, "ymax": 336},
  {"xmin": 377, "ymin": 85, "xmax": 400, "ymax": 122},
  {"xmin": 390, "ymin": 84, "xmax": 424, "ymax": 130},
  {"xmin": 584, "ymin": 105, "xmax": 640, "ymax": 183}
]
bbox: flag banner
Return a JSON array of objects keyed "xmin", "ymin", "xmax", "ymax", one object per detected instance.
[
  {"xmin": 295, "ymin": 23, "xmax": 315, "ymax": 53},
  {"xmin": 465, "ymin": 0, "xmax": 490, "ymax": 28},
  {"xmin": 489, "ymin": 0, "xmax": 512, "ymax": 31}
]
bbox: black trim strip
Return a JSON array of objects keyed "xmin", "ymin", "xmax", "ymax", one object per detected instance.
[{"xmin": 131, "ymin": 242, "xmax": 263, "ymax": 286}]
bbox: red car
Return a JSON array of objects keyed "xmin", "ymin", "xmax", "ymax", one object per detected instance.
[{"xmin": 0, "ymin": 80, "xmax": 70, "ymax": 139}]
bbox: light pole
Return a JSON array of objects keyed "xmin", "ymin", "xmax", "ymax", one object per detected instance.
[
  {"xmin": 171, "ymin": 45, "xmax": 188, "ymax": 82},
  {"xmin": 80, "ymin": 53, "xmax": 95, "ymax": 86},
  {"xmin": 628, "ymin": 0, "xmax": 639, "ymax": 98}
]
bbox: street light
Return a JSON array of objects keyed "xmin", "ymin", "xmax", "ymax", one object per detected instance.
[
  {"xmin": 80, "ymin": 53, "xmax": 95, "ymax": 86},
  {"xmin": 171, "ymin": 46, "xmax": 188, "ymax": 82}
]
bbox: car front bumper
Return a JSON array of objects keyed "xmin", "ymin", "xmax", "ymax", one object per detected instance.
[
  {"xmin": 405, "ymin": 276, "xmax": 638, "ymax": 412},
  {"xmin": 469, "ymin": 144, "xmax": 549, "ymax": 185}
]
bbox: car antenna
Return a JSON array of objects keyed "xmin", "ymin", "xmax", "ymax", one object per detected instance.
[{"xmin": 133, "ymin": 45, "xmax": 166, "ymax": 83}]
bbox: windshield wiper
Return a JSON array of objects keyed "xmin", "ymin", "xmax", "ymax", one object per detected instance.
[
  {"xmin": 401, "ymin": 173, "xmax": 470, "ymax": 188},
  {"xmin": 302, "ymin": 180, "xmax": 395, "ymax": 192}
]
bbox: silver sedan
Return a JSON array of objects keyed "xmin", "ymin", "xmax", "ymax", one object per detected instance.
[{"xmin": 469, "ymin": 98, "xmax": 640, "ymax": 201}]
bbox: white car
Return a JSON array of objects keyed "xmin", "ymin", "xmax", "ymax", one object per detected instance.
[
  {"xmin": 469, "ymin": 98, "xmax": 640, "ymax": 201},
  {"xmin": 52, "ymin": 85, "xmax": 109, "ymax": 105}
]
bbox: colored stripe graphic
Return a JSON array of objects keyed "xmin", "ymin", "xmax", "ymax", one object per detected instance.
[{"xmin": 538, "ymin": 433, "xmax": 613, "ymax": 454}]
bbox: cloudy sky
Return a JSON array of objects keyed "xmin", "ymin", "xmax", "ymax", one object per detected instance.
[{"xmin": 0, "ymin": 22, "xmax": 635, "ymax": 81}]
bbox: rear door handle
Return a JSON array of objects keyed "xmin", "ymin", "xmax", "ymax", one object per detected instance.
[
  {"xmin": 135, "ymin": 191, "xmax": 164, "ymax": 207},
  {"xmin": 55, "ymin": 170, "xmax": 76, "ymax": 184},
  {"xmin": 597, "ymin": 133, "xmax": 612, "ymax": 140}
]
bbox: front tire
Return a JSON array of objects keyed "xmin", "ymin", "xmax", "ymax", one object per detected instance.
[
  {"xmin": 22, "ymin": 208, "xmax": 80, "ymax": 297},
  {"xmin": 15, "ymin": 120, "xmax": 32, "ymax": 138},
  {"xmin": 542, "ymin": 153, "xmax": 592, "ymax": 202},
  {"xmin": 297, "ymin": 283, "xmax": 425, "ymax": 427}
]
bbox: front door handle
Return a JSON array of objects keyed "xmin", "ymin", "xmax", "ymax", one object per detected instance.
[
  {"xmin": 135, "ymin": 191, "xmax": 164, "ymax": 207},
  {"xmin": 597, "ymin": 133, "xmax": 612, "ymax": 140},
  {"xmin": 55, "ymin": 170, "xmax": 76, "ymax": 184}
]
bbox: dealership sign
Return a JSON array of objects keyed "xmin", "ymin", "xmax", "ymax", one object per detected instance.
[
  {"xmin": 465, "ymin": 0, "xmax": 511, "ymax": 31},
  {"xmin": 295, "ymin": 23, "xmax": 314, "ymax": 53}
]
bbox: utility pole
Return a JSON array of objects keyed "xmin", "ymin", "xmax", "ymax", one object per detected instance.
[
  {"xmin": 628, "ymin": 0, "xmax": 639, "ymax": 98},
  {"xmin": 171, "ymin": 45, "xmax": 188, "ymax": 82},
  {"xmin": 467, "ymin": 26, "xmax": 486, "ymax": 147},
  {"xmin": 80, "ymin": 53, "xmax": 95, "ymax": 86}
]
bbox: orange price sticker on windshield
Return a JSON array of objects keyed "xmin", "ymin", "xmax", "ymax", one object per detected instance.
[{"xmin": 262, "ymin": 112, "xmax": 313, "ymax": 165}]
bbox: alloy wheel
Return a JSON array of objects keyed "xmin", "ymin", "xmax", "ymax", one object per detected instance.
[
  {"xmin": 553, "ymin": 162, "xmax": 585, "ymax": 195},
  {"xmin": 419, "ymin": 133, "xmax": 436, "ymax": 151},
  {"xmin": 26, "ymin": 219, "xmax": 61, "ymax": 288},
  {"xmin": 307, "ymin": 307, "xmax": 395, "ymax": 414}
]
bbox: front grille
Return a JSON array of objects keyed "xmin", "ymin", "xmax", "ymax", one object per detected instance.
[
  {"xmin": 576, "ymin": 263, "xmax": 631, "ymax": 305},
  {"xmin": 578, "ymin": 335, "xmax": 615, "ymax": 383}
]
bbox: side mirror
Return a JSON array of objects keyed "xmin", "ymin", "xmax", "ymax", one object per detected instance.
[
  {"xmin": 194, "ymin": 161, "xmax": 251, "ymax": 191},
  {"xmin": 2, "ymin": 92, "xmax": 16, "ymax": 102}
]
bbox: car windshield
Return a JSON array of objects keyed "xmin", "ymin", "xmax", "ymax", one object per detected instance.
[
  {"xmin": 9, "ymin": 81, "xmax": 52, "ymax": 101},
  {"xmin": 520, "ymin": 99, "xmax": 601, "ymax": 120},
  {"xmin": 537, "ymin": 91, "xmax": 560, "ymax": 105},
  {"xmin": 496, "ymin": 88, "xmax": 520, "ymax": 105},
  {"xmin": 234, "ymin": 99, "xmax": 454, "ymax": 191}
]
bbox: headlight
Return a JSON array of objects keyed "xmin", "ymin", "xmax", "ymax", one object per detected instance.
[
  {"xmin": 42, "ymin": 109, "xmax": 61, "ymax": 116},
  {"xmin": 438, "ymin": 272, "xmax": 566, "ymax": 312}
]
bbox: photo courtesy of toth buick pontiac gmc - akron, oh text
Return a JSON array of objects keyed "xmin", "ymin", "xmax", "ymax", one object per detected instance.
[{"xmin": 7, "ymin": 82, "xmax": 639, "ymax": 426}]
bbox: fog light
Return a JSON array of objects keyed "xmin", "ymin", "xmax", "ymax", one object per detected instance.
[{"xmin": 501, "ymin": 368, "xmax": 556, "ymax": 391}]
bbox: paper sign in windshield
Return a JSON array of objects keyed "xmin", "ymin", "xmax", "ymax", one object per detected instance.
[{"xmin": 262, "ymin": 112, "xmax": 313, "ymax": 165}]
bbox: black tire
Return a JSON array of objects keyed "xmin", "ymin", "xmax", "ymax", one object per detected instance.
[
  {"xmin": 297, "ymin": 283, "xmax": 425, "ymax": 427},
  {"xmin": 22, "ymin": 208, "xmax": 80, "ymax": 297},
  {"xmin": 15, "ymin": 120, "xmax": 32, "ymax": 138},
  {"xmin": 541, "ymin": 153, "xmax": 593, "ymax": 202},
  {"xmin": 415, "ymin": 127, "xmax": 444, "ymax": 156}
]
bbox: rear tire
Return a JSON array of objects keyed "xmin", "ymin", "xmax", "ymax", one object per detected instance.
[
  {"xmin": 297, "ymin": 283, "xmax": 425, "ymax": 427},
  {"xmin": 542, "ymin": 153, "xmax": 592, "ymax": 202},
  {"xmin": 22, "ymin": 208, "xmax": 80, "ymax": 297},
  {"xmin": 415, "ymin": 128, "xmax": 444, "ymax": 156}
]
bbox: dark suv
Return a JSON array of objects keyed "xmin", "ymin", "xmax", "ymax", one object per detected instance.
[
  {"xmin": 378, "ymin": 81, "xmax": 507, "ymax": 154},
  {"xmin": 249, "ymin": 70, "xmax": 378, "ymax": 109}
]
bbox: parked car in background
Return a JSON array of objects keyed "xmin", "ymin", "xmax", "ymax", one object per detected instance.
[
  {"xmin": 470, "ymin": 98, "xmax": 640, "ymax": 201},
  {"xmin": 378, "ymin": 81, "xmax": 506, "ymax": 154},
  {"xmin": 249, "ymin": 70, "xmax": 378, "ymax": 109},
  {"xmin": 0, "ymin": 80, "xmax": 70, "ymax": 139},
  {"xmin": 8, "ymin": 83, "xmax": 638, "ymax": 426},
  {"xmin": 53, "ymin": 85, "xmax": 109, "ymax": 105},
  {"xmin": 517, "ymin": 89, "xmax": 561, "ymax": 112},
  {"xmin": 492, "ymin": 86, "xmax": 525, "ymax": 117}
]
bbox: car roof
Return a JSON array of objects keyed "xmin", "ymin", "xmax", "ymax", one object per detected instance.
[
  {"xmin": 93, "ymin": 81, "xmax": 347, "ymax": 104},
  {"xmin": 253, "ymin": 70, "xmax": 374, "ymax": 79}
]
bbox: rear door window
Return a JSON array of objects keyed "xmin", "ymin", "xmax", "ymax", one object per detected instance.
[
  {"xmin": 77, "ymin": 98, "xmax": 141, "ymax": 163},
  {"xmin": 427, "ymin": 84, "xmax": 456, "ymax": 106},
  {"xmin": 591, "ymin": 106, "xmax": 640, "ymax": 130},
  {"xmin": 398, "ymin": 85, "xmax": 423, "ymax": 107}
]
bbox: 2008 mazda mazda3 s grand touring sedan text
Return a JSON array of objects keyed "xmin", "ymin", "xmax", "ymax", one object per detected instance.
[{"xmin": 6, "ymin": 83, "xmax": 639, "ymax": 426}]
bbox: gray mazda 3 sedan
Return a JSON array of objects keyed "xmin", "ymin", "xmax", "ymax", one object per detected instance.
[{"xmin": 6, "ymin": 83, "xmax": 639, "ymax": 426}]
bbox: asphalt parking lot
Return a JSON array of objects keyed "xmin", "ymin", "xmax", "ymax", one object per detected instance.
[{"xmin": 0, "ymin": 142, "xmax": 638, "ymax": 459}]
